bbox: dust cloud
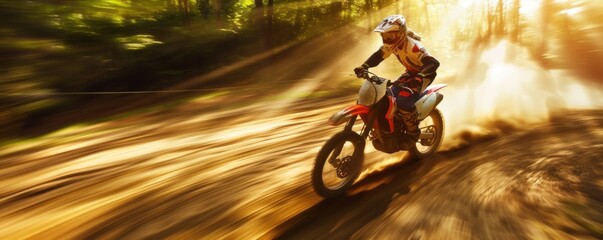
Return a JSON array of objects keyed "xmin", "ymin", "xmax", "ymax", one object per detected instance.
[
  {"xmin": 314, "ymin": 1, "xmax": 603, "ymax": 152},
  {"xmin": 437, "ymin": 40, "xmax": 603, "ymax": 151}
]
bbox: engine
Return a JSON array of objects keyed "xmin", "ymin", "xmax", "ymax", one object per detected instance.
[{"xmin": 371, "ymin": 132, "xmax": 400, "ymax": 154}]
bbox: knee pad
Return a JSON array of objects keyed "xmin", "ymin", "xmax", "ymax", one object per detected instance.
[{"xmin": 392, "ymin": 87, "xmax": 417, "ymax": 112}]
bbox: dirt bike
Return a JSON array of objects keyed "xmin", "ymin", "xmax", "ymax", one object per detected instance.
[{"xmin": 311, "ymin": 71, "xmax": 446, "ymax": 198}]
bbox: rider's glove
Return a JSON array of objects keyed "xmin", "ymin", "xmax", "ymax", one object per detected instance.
[{"xmin": 354, "ymin": 64, "xmax": 369, "ymax": 78}]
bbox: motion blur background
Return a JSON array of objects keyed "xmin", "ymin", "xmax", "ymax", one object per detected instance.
[
  {"xmin": 1, "ymin": 0, "xmax": 602, "ymax": 239},
  {"xmin": 2, "ymin": 0, "xmax": 602, "ymax": 138}
]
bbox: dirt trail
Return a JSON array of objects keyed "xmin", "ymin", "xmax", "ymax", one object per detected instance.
[
  {"xmin": 0, "ymin": 85, "xmax": 602, "ymax": 239},
  {"xmin": 273, "ymin": 109, "xmax": 603, "ymax": 240}
]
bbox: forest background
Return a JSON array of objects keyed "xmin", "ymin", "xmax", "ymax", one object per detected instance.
[{"xmin": 2, "ymin": 0, "xmax": 601, "ymax": 142}]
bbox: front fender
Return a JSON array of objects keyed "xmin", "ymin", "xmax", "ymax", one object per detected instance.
[{"xmin": 328, "ymin": 105, "xmax": 370, "ymax": 126}]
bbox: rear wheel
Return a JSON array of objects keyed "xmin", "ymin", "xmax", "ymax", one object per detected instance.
[
  {"xmin": 409, "ymin": 108, "xmax": 444, "ymax": 160},
  {"xmin": 312, "ymin": 131, "xmax": 365, "ymax": 198}
]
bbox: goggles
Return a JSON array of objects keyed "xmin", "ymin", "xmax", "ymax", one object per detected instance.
[{"xmin": 381, "ymin": 31, "xmax": 401, "ymax": 44}]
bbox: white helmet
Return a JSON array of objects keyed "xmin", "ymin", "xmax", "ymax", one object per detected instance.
[{"xmin": 374, "ymin": 15, "xmax": 408, "ymax": 44}]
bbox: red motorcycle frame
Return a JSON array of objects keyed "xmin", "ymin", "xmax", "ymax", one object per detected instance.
[{"xmin": 312, "ymin": 71, "xmax": 446, "ymax": 198}]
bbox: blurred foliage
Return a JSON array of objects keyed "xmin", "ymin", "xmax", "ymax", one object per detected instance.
[
  {"xmin": 0, "ymin": 0, "xmax": 399, "ymax": 137},
  {"xmin": 0, "ymin": 0, "xmax": 385, "ymax": 93},
  {"xmin": 0, "ymin": 0, "xmax": 601, "ymax": 139}
]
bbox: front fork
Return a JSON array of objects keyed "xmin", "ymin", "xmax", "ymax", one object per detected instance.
[
  {"xmin": 330, "ymin": 111, "xmax": 376, "ymax": 165},
  {"xmin": 329, "ymin": 115, "xmax": 358, "ymax": 165},
  {"xmin": 344, "ymin": 114, "xmax": 358, "ymax": 132}
]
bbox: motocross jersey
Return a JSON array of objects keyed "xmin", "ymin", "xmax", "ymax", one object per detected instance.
[
  {"xmin": 381, "ymin": 37, "xmax": 429, "ymax": 73},
  {"xmin": 363, "ymin": 36, "xmax": 439, "ymax": 76}
]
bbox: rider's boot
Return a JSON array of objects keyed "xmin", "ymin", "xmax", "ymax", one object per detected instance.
[{"xmin": 400, "ymin": 109, "xmax": 420, "ymax": 141}]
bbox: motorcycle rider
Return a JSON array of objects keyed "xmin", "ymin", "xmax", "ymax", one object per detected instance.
[{"xmin": 354, "ymin": 15, "xmax": 440, "ymax": 140}]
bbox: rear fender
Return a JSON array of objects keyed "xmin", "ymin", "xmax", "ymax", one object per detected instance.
[
  {"xmin": 416, "ymin": 89, "xmax": 445, "ymax": 120},
  {"xmin": 422, "ymin": 84, "xmax": 447, "ymax": 95},
  {"xmin": 328, "ymin": 105, "xmax": 370, "ymax": 126},
  {"xmin": 406, "ymin": 84, "xmax": 446, "ymax": 120}
]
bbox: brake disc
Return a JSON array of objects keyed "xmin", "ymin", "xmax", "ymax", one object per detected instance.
[
  {"xmin": 420, "ymin": 125, "xmax": 436, "ymax": 146},
  {"xmin": 336, "ymin": 156, "xmax": 353, "ymax": 178}
]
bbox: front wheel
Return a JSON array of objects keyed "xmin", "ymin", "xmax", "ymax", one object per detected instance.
[
  {"xmin": 409, "ymin": 108, "xmax": 444, "ymax": 160},
  {"xmin": 312, "ymin": 131, "xmax": 365, "ymax": 198}
]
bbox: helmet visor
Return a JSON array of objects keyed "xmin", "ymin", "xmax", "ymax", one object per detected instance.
[{"xmin": 380, "ymin": 32, "xmax": 400, "ymax": 44}]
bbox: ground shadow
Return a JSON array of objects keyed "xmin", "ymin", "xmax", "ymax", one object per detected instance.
[{"xmin": 269, "ymin": 155, "xmax": 441, "ymax": 240}]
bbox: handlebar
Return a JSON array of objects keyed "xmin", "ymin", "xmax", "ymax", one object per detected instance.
[{"xmin": 356, "ymin": 70, "xmax": 392, "ymax": 86}]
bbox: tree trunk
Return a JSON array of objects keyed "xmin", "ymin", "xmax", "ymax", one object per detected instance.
[
  {"xmin": 214, "ymin": 0, "xmax": 222, "ymax": 26},
  {"xmin": 167, "ymin": 0, "xmax": 176, "ymax": 12},
  {"xmin": 496, "ymin": 0, "xmax": 504, "ymax": 35},
  {"xmin": 177, "ymin": 0, "xmax": 190, "ymax": 24},
  {"xmin": 266, "ymin": 5, "xmax": 274, "ymax": 49},
  {"xmin": 197, "ymin": 0, "xmax": 210, "ymax": 18},
  {"xmin": 486, "ymin": 0, "xmax": 492, "ymax": 37},
  {"xmin": 540, "ymin": 0, "xmax": 553, "ymax": 54},
  {"xmin": 255, "ymin": 0, "xmax": 263, "ymax": 8},
  {"xmin": 421, "ymin": 0, "xmax": 431, "ymax": 34},
  {"xmin": 365, "ymin": 0, "xmax": 372, "ymax": 31},
  {"xmin": 511, "ymin": 0, "xmax": 521, "ymax": 42}
]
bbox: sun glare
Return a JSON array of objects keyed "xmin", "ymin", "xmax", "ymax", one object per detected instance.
[
  {"xmin": 519, "ymin": 0, "xmax": 542, "ymax": 14},
  {"xmin": 458, "ymin": 0, "xmax": 480, "ymax": 8},
  {"xmin": 458, "ymin": 0, "xmax": 543, "ymax": 14},
  {"xmin": 560, "ymin": 7, "xmax": 583, "ymax": 16}
]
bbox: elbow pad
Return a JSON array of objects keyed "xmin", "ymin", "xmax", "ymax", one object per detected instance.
[{"xmin": 420, "ymin": 56, "xmax": 440, "ymax": 75}]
